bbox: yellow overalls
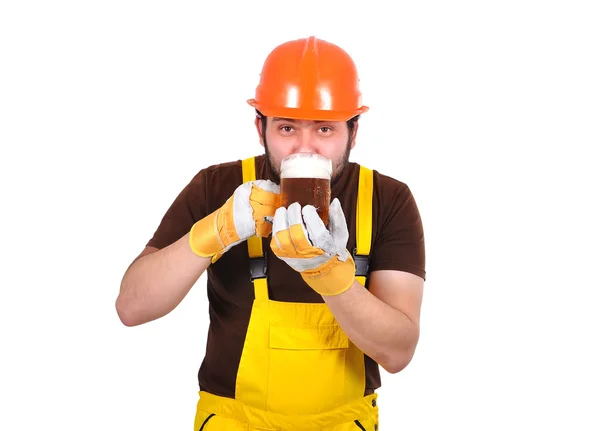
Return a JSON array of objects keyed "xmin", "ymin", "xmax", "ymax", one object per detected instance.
[{"xmin": 194, "ymin": 157, "xmax": 378, "ymax": 431}]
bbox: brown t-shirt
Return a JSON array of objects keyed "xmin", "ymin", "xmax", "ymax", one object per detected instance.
[{"xmin": 147, "ymin": 154, "xmax": 426, "ymax": 398}]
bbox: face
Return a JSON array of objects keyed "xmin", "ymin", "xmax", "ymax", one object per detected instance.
[{"xmin": 255, "ymin": 116, "xmax": 358, "ymax": 182}]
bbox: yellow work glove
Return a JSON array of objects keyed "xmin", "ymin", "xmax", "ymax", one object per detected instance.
[
  {"xmin": 189, "ymin": 180, "xmax": 280, "ymax": 261},
  {"xmin": 270, "ymin": 199, "xmax": 355, "ymax": 296}
]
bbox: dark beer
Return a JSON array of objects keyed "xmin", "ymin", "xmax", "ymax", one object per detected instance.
[
  {"xmin": 280, "ymin": 153, "xmax": 332, "ymax": 226},
  {"xmin": 280, "ymin": 177, "xmax": 331, "ymax": 226}
]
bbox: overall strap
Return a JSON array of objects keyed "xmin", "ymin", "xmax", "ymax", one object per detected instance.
[
  {"xmin": 354, "ymin": 165, "xmax": 373, "ymax": 286},
  {"xmin": 241, "ymin": 157, "xmax": 269, "ymax": 301}
]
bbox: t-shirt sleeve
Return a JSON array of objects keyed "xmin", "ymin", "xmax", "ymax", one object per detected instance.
[
  {"xmin": 146, "ymin": 170, "xmax": 209, "ymax": 250},
  {"xmin": 369, "ymin": 179, "xmax": 426, "ymax": 280}
]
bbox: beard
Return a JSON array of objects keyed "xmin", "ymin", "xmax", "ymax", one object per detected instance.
[{"xmin": 264, "ymin": 138, "xmax": 352, "ymax": 185}]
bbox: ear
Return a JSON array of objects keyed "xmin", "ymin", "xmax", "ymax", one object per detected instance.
[
  {"xmin": 255, "ymin": 115, "xmax": 265, "ymax": 148},
  {"xmin": 350, "ymin": 121, "xmax": 359, "ymax": 149}
]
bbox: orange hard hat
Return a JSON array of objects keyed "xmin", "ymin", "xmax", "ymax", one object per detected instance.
[{"xmin": 247, "ymin": 36, "xmax": 369, "ymax": 122}]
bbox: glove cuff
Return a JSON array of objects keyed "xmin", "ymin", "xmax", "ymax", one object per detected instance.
[
  {"xmin": 189, "ymin": 209, "xmax": 225, "ymax": 257},
  {"xmin": 301, "ymin": 252, "xmax": 356, "ymax": 296}
]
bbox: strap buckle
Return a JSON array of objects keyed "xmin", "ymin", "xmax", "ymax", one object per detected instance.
[
  {"xmin": 352, "ymin": 248, "xmax": 370, "ymax": 277},
  {"xmin": 249, "ymin": 256, "xmax": 268, "ymax": 281}
]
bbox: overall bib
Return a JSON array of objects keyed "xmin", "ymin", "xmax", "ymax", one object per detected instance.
[{"xmin": 194, "ymin": 158, "xmax": 377, "ymax": 431}]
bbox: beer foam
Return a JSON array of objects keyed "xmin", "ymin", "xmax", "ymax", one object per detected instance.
[{"xmin": 280, "ymin": 153, "xmax": 332, "ymax": 179}]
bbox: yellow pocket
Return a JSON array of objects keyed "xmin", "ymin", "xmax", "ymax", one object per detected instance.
[
  {"xmin": 329, "ymin": 417, "xmax": 378, "ymax": 431},
  {"xmin": 266, "ymin": 324, "xmax": 349, "ymax": 414},
  {"xmin": 194, "ymin": 410, "xmax": 249, "ymax": 431},
  {"xmin": 269, "ymin": 324, "xmax": 349, "ymax": 350}
]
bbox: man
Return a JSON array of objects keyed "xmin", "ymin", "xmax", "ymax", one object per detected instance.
[{"xmin": 117, "ymin": 36, "xmax": 426, "ymax": 430}]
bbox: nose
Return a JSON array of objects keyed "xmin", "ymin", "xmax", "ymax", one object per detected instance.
[{"xmin": 294, "ymin": 129, "xmax": 317, "ymax": 154}]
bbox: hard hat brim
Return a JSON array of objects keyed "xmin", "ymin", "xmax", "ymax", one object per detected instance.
[{"xmin": 247, "ymin": 99, "xmax": 368, "ymax": 122}]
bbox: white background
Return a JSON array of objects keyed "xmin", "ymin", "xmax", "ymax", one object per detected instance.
[{"xmin": 1, "ymin": 1, "xmax": 599, "ymax": 430}]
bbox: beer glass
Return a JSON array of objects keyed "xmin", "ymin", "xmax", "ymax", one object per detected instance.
[{"xmin": 280, "ymin": 152, "xmax": 332, "ymax": 226}]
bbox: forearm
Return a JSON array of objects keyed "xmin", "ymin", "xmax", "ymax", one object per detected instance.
[
  {"xmin": 322, "ymin": 280, "xmax": 419, "ymax": 373},
  {"xmin": 116, "ymin": 233, "xmax": 211, "ymax": 326}
]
